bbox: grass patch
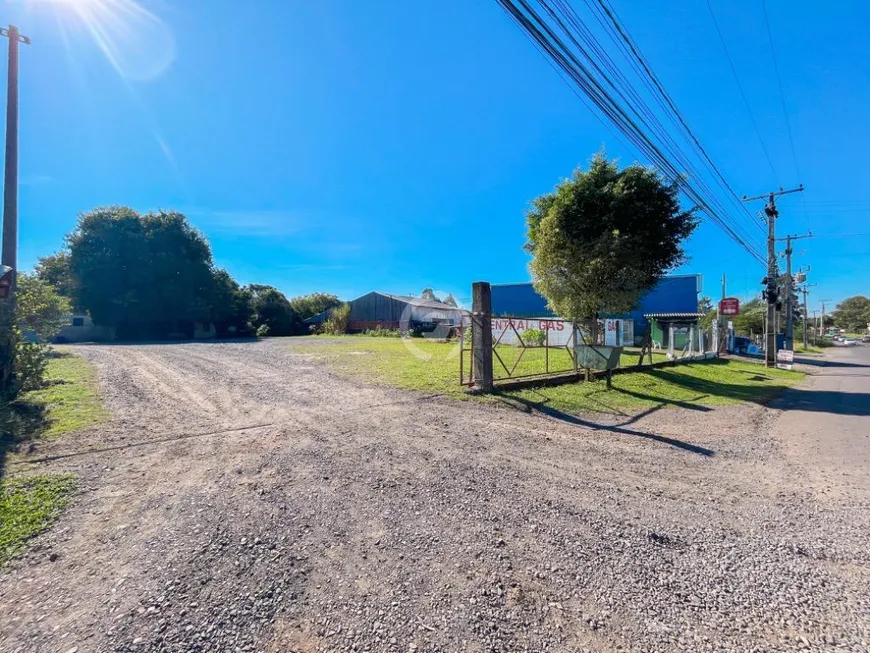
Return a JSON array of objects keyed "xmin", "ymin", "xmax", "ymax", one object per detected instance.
[
  {"xmin": 24, "ymin": 350, "xmax": 108, "ymax": 437},
  {"xmin": 794, "ymin": 344, "xmax": 824, "ymax": 354},
  {"xmin": 302, "ymin": 337, "xmax": 467, "ymax": 396},
  {"xmin": 0, "ymin": 473, "xmax": 76, "ymax": 566},
  {"xmin": 505, "ymin": 358, "xmax": 803, "ymax": 416},
  {"xmin": 2, "ymin": 349, "xmax": 107, "ymax": 477},
  {"xmin": 300, "ymin": 338, "xmax": 804, "ymax": 415}
]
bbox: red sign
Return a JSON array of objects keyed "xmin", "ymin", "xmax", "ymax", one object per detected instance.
[{"xmin": 719, "ymin": 297, "xmax": 740, "ymax": 316}]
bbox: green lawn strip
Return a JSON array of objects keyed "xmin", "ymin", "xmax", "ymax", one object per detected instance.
[
  {"xmin": 300, "ymin": 337, "xmax": 804, "ymax": 415},
  {"xmin": 300, "ymin": 337, "xmax": 466, "ymax": 396},
  {"xmin": 505, "ymin": 358, "xmax": 803, "ymax": 416},
  {"xmin": 0, "ymin": 473, "xmax": 76, "ymax": 566},
  {"xmin": 25, "ymin": 351, "xmax": 109, "ymax": 437}
]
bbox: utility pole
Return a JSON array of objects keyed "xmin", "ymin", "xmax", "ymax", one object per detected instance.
[
  {"xmin": 776, "ymin": 232, "xmax": 812, "ymax": 350},
  {"xmin": 743, "ymin": 185, "xmax": 804, "ymax": 367},
  {"xmin": 0, "ymin": 25, "xmax": 29, "ymax": 297},
  {"xmin": 820, "ymin": 299, "xmax": 832, "ymax": 341},
  {"xmin": 798, "ymin": 283, "xmax": 816, "ymax": 349}
]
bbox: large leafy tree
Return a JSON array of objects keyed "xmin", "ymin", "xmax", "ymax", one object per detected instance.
[
  {"xmin": 66, "ymin": 206, "xmax": 222, "ymax": 338},
  {"xmin": 289, "ymin": 292, "xmax": 342, "ymax": 323},
  {"xmin": 832, "ymin": 296, "xmax": 870, "ymax": 332},
  {"xmin": 209, "ymin": 270, "xmax": 254, "ymax": 336},
  {"xmin": 731, "ymin": 297, "xmax": 765, "ymax": 335},
  {"xmin": 526, "ymin": 154, "xmax": 697, "ymax": 337},
  {"xmin": 34, "ymin": 251, "xmax": 77, "ymax": 305},
  {"xmin": 248, "ymin": 285, "xmax": 297, "ymax": 336}
]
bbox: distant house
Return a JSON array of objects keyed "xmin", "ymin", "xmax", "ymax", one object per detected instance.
[
  {"xmin": 305, "ymin": 291, "xmax": 466, "ymax": 335},
  {"xmin": 54, "ymin": 314, "xmax": 110, "ymax": 343}
]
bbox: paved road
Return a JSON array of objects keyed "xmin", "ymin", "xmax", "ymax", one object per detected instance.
[{"xmin": 770, "ymin": 344, "xmax": 870, "ymax": 496}]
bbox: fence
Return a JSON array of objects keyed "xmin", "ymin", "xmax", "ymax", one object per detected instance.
[{"xmin": 460, "ymin": 282, "xmax": 717, "ymax": 390}]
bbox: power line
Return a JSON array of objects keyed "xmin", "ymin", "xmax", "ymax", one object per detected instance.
[
  {"xmin": 705, "ymin": 0, "xmax": 779, "ymax": 186},
  {"xmin": 494, "ymin": 0, "xmax": 766, "ymax": 264},
  {"xmin": 589, "ymin": 0, "xmax": 766, "ymax": 237},
  {"xmin": 761, "ymin": 0, "xmax": 810, "ymax": 231}
]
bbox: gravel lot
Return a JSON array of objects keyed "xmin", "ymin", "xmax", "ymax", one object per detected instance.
[{"xmin": 1, "ymin": 339, "xmax": 868, "ymax": 653}]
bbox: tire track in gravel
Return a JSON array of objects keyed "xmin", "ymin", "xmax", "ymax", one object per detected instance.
[{"xmin": 2, "ymin": 340, "xmax": 868, "ymax": 653}]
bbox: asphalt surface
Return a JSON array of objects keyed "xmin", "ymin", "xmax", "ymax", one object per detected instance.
[{"xmin": 770, "ymin": 343, "xmax": 870, "ymax": 496}]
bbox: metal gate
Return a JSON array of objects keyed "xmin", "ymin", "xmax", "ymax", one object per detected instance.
[{"xmin": 460, "ymin": 316, "xmax": 580, "ymax": 386}]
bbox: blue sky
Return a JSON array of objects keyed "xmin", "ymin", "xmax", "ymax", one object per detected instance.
[{"xmin": 4, "ymin": 0, "xmax": 869, "ymax": 314}]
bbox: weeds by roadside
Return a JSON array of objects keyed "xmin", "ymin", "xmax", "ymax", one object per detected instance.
[{"xmin": 0, "ymin": 473, "xmax": 76, "ymax": 566}]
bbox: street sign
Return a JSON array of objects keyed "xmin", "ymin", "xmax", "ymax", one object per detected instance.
[
  {"xmin": 719, "ymin": 297, "xmax": 740, "ymax": 316},
  {"xmin": 776, "ymin": 349, "xmax": 794, "ymax": 370}
]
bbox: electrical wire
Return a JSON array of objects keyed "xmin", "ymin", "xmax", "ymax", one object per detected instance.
[
  {"xmin": 761, "ymin": 0, "xmax": 810, "ymax": 231},
  {"xmin": 494, "ymin": 0, "xmax": 767, "ymax": 264},
  {"xmin": 705, "ymin": 0, "xmax": 780, "ymax": 187}
]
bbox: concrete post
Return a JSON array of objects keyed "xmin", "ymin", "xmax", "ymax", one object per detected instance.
[
  {"xmin": 667, "ymin": 323, "xmax": 675, "ymax": 359},
  {"xmin": 471, "ymin": 282, "xmax": 493, "ymax": 392}
]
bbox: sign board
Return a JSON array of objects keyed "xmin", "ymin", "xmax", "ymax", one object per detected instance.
[
  {"xmin": 719, "ymin": 297, "xmax": 740, "ymax": 316},
  {"xmin": 488, "ymin": 317, "xmax": 573, "ymax": 347},
  {"xmin": 776, "ymin": 349, "xmax": 794, "ymax": 370},
  {"xmin": 604, "ymin": 319, "xmax": 624, "ymax": 346}
]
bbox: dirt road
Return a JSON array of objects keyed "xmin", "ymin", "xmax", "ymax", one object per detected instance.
[{"xmin": 1, "ymin": 340, "xmax": 868, "ymax": 652}]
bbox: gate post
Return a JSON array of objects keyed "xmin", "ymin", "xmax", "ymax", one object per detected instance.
[{"xmin": 471, "ymin": 281, "xmax": 493, "ymax": 392}]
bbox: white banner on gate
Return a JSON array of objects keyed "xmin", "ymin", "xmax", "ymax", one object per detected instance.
[{"xmin": 489, "ymin": 317, "xmax": 574, "ymax": 347}]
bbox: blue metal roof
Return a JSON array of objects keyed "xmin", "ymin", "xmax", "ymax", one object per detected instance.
[{"xmin": 491, "ymin": 275, "xmax": 701, "ymax": 322}]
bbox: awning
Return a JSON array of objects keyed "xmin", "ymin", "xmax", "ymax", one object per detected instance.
[{"xmin": 643, "ymin": 312, "xmax": 705, "ymax": 319}]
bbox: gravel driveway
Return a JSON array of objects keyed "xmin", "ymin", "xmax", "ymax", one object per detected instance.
[{"xmin": 1, "ymin": 339, "xmax": 868, "ymax": 653}]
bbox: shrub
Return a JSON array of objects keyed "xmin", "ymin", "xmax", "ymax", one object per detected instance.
[
  {"xmin": 256, "ymin": 324, "xmax": 270, "ymax": 338},
  {"xmin": 363, "ymin": 327, "xmax": 400, "ymax": 338},
  {"xmin": 522, "ymin": 328, "xmax": 546, "ymax": 347},
  {"xmin": 15, "ymin": 342, "xmax": 49, "ymax": 392},
  {"xmin": 0, "ymin": 328, "xmax": 49, "ymax": 401},
  {"xmin": 322, "ymin": 303, "xmax": 351, "ymax": 335}
]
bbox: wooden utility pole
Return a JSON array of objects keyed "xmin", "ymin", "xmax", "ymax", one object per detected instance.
[
  {"xmin": 0, "ymin": 25, "xmax": 30, "ymax": 297},
  {"xmin": 743, "ymin": 185, "xmax": 804, "ymax": 367},
  {"xmin": 471, "ymin": 282, "xmax": 493, "ymax": 392}
]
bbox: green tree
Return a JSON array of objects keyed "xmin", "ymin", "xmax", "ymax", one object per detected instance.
[
  {"xmin": 289, "ymin": 292, "xmax": 342, "ymax": 323},
  {"xmin": 526, "ymin": 154, "xmax": 697, "ymax": 339},
  {"xmin": 248, "ymin": 285, "xmax": 297, "ymax": 336},
  {"xmin": 832, "ymin": 296, "xmax": 870, "ymax": 332},
  {"xmin": 698, "ymin": 295, "xmax": 716, "ymax": 329},
  {"xmin": 16, "ymin": 273, "xmax": 72, "ymax": 342},
  {"xmin": 209, "ymin": 270, "xmax": 254, "ymax": 336},
  {"xmin": 731, "ymin": 297, "xmax": 765, "ymax": 335},
  {"xmin": 66, "ymin": 206, "xmax": 222, "ymax": 338},
  {"xmin": 34, "ymin": 251, "xmax": 77, "ymax": 305}
]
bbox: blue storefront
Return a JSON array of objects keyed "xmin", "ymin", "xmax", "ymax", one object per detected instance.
[{"xmin": 490, "ymin": 274, "xmax": 702, "ymax": 343}]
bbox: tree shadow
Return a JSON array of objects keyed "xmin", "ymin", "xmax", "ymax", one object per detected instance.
[
  {"xmin": 0, "ymin": 399, "xmax": 49, "ymax": 480},
  {"xmin": 645, "ymin": 368, "xmax": 792, "ymax": 405},
  {"xmin": 495, "ymin": 392, "xmax": 715, "ymax": 457},
  {"xmin": 611, "ymin": 387, "xmax": 714, "ymax": 412},
  {"xmin": 769, "ymin": 388, "xmax": 870, "ymax": 416}
]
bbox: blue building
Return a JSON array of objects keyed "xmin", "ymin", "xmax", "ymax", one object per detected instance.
[{"xmin": 490, "ymin": 274, "xmax": 702, "ymax": 344}]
